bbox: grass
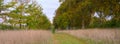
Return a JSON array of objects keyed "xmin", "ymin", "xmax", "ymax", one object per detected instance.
[
  {"xmin": 0, "ymin": 30, "xmax": 52, "ymax": 44},
  {"xmin": 53, "ymin": 33, "xmax": 85, "ymax": 44},
  {"xmin": 59, "ymin": 29, "xmax": 120, "ymax": 44},
  {"xmin": 0, "ymin": 29, "xmax": 119, "ymax": 44},
  {"xmin": 53, "ymin": 32, "xmax": 118, "ymax": 44},
  {"xmin": 53, "ymin": 33, "xmax": 98, "ymax": 44}
]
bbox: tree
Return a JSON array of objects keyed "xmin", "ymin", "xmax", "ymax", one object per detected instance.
[
  {"xmin": 54, "ymin": 0, "xmax": 120, "ymax": 29},
  {"xmin": 1, "ymin": 0, "xmax": 51, "ymax": 30},
  {"xmin": 54, "ymin": 0, "xmax": 91, "ymax": 29},
  {"xmin": 24, "ymin": 2, "xmax": 51, "ymax": 29},
  {"xmin": 14, "ymin": 1, "xmax": 50, "ymax": 29},
  {"xmin": 0, "ymin": 0, "xmax": 17, "ymax": 29}
]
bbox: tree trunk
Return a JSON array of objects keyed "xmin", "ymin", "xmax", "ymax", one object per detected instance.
[
  {"xmin": 82, "ymin": 19, "xmax": 85, "ymax": 29},
  {"xmin": 19, "ymin": 19, "xmax": 22, "ymax": 29},
  {"xmin": 89, "ymin": 12, "xmax": 94, "ymax": 26}
]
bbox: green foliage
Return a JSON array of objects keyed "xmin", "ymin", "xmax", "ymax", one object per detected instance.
[
  {"xmin": 0, "ymin": 0, "xmax": 51, "ymax": 30},
  {"xmin": 24, "ymin": 3, "xmax": 51, "ymax": 29},
  {"xmin": 54, "ymin": 14, "xmax": 69, "ymax": 29},
  {"xmin": 105, "ymin": 19, "xmax": 120, "ymax": 28},
  {"xmin": 54, "ymin": 0, "xmax": 92, "ymax": 29},
  {"xmin": 51, "ymin": 25, "xmax": 55, "ymax": 34},
  {"xmin": 54, "ymin": 0, "xmax": 120, "ymax": 29},
  {"xmin": 0, "ymin": 0, "xmax": 3, "ymax": 11},
  {"xmin": 0, "ymin": 24, "xmax": 18, "ymax": 30}
]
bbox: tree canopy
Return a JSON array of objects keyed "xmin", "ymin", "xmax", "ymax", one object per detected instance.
[
  {"xmin": 0, "ymin": 0, "xmax": 51, "ymax": 30},
  {"xmin": 53, "ymin": 0, "xmax": 120, "ymax": 29}
]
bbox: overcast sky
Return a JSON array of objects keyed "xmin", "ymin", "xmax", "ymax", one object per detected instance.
[
  {"xmin": 36, "ymin": 0, "xmax": 60, "ymax": 23},
  {"xmin": 2, "ymin": 0, "xmax": 60, "ymax": 23}
]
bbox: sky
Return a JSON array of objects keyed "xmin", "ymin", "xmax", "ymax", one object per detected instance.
[
  {"xmin": 36, "ymin": 0, "xmax": 60, "ymax": 23},
  {"xmin": 2, "ymin": 0, "xmax": 60, "ymax": 23}
]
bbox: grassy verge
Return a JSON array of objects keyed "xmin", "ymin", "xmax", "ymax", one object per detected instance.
[
  {"xmin": 53, "ymin": 33, "xmax": 110, "ymax": 44},
  {"xmin": 53, "ymin": 33, "xmax": 88, "ymax": 44}
]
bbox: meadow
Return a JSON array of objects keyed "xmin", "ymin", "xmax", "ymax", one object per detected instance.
[
  {"xmin": 58, "ymin": 29, "xmax": 120, "ymax": 44},
  {"xmin": 0, "ymin": 30, "xmax": 52, "ymax": 44},
  {"xmin": 0, "ymin": 29, "xmax": 120, "ymax": 44}
]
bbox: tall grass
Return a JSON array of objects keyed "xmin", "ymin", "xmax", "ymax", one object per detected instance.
[
  {"xmin": 59, "ymin": 29, "xmax": 120, "ymax": 44},
  {"xmin": 0, "ymin": 30, "xmax": 52, "ymax": 44}
]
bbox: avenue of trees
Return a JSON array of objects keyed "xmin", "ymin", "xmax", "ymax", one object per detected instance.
[
  {"xmin": 1, "ymin": 0, "xmax": 120, "ymax": 30},
  {"xmin": 0, "ymin": 0, "xmax": 51, "ymax": 30},
  {"xmin": 53, "ymin": 0, "xmax": 120, "ymax": 29}
]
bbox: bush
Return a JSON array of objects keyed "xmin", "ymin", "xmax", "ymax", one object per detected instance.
[{"xmin": 0, "ymin": 24, "xmax": 18, "ymax": 30}]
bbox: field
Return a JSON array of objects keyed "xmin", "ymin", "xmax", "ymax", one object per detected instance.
[
  {"xmin": 0, "ymin": 29, "xmax": 120, "ymax": 44},
  {"xmin": 58, "ymin": 29, "xmax": 120, "ymax": 44},
  {"xmin": 0, "ymin": 30, "xmax": 52, "ymax": 44}
]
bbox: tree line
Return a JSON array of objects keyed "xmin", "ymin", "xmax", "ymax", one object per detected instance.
[
  {"xmin": 1, "ymin": 0, "xmax": 120, "ymax": 30},
  {"xmin": 53, "ymin": 0, "xmax": 120, "ymax": 29},
  {"xmin": 0, "ymin": 0, "xmax": 51, "ymax": 30}
]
